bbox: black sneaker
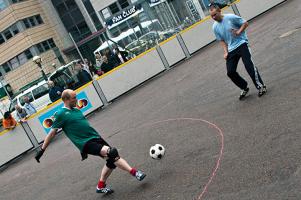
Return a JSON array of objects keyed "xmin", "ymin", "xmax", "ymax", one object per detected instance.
[
  {"xmin": 135, "ymin": 170, "xmax": 146, "ymax": 181},
  {"xmin": 96, "ymin": 187, "xmax": 114, "ymax": 194},
  {"xmin": 239, "ymin": 87, "xmax": 249, "ymax": 100},
  {"xmin": 258, "ymin": 86, "xmax": 267, "ymax": 97}
]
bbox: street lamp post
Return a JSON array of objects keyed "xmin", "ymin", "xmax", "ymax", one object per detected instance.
[{"xmin": 33, "ymin": 55, "xmax": 48, "ymax": 81}]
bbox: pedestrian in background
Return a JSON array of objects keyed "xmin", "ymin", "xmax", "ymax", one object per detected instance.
[{"xmin": 23, "ymin": 96, "xmax": 37, "ymax": 115}]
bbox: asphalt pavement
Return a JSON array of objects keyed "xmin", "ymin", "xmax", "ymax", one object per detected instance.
[{"xmin": 0, "ymin": 0, "xmax": 300, "ymax": 199}]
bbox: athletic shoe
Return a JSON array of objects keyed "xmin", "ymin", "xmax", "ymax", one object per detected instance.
[
  {"xmin": 239, "ymin": 87, "xmax": 249, "ymax": 100},
  {"xmin": 96, "ymin": 187, "xmax": 114, "ymax": 194},
  {"xmin": 258, "ymin": 86, "xmax": 267, "ymax": 97},
  {"xmin": 135, "ymin": 170, "xmax": 146, "ymax": 181}
]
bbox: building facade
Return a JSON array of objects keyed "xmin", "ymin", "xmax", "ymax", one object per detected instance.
[
  {"xmin": 50, "ymin": 0, "xmax": 106, "ymax": 62},
  {"xmin": 0, "ymin": 0, "xmax": 232, "ymax": 94},
  {"xmin": 0, "ymin": 0, "xmax": 72, "ymax": 92},
  {"xmin": 90, "ymin": 0, "xmax": 234, "ymax": 56}
]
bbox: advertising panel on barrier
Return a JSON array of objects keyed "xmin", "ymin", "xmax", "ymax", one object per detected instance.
[
  {"xmin": 38, "ymin": 91, "xmax": 92, "ymax": 134},
  {"xmin": 0, "ymin": 126, "xmax": 33, "ymax": 167}
]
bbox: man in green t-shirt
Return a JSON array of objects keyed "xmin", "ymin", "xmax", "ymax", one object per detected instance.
[{"xmin": 35, "ymin": 89, "xmax": 146, "ymax": 194}]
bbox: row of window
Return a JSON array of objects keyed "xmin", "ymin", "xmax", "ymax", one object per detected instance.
[
  {"xmin": 0, "ymin": 24, "xmax": 19, "ymax": 44},
  {"xmin": 102, "ymin": 0, "xmax": 130, "ymax": 19},
  {"xmin": 0, "ymin": 38, "xmax": 56, "ymax": 76},
  {"xmin": 0, "ymin": 15, "xmax": 44, "ymax": 46},
  {"xmin": 22, "ymin": 15, "xmax": 44, "ymax": 29},
  {"xmin": 51, "ymin": 0, "xmax": 92, "ymax": 42}
]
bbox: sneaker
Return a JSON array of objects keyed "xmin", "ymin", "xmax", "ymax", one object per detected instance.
[
  {"xmin": 135, "ymin": 170, "xmax": 146, "ymax": 181},
  {"xmin": 258, "ymin": 86, "xmax": 267, "ymax": 97},
  {"xmin": 96, "ymin": 187, "xmax": 114, "ymax": 194},
  {"xmin": 239, "ymin": 87, "xmax": 249, "ymax": 100}
]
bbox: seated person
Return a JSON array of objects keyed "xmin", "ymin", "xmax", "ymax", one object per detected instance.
[
  {"xmin": 15, "ymin": 105, "xmax": 28, "ymax": 122},
  {"xmin": 2, "ymin": 111, "xmax": 17, "ymax": 130}
]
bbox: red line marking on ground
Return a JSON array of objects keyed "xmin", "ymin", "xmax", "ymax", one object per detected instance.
[{"xmin": 138, "ymin": 118, "xmax": 224, "ymax": 200}]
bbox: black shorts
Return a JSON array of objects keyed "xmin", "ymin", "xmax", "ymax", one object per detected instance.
[{"xmin": 82, "ymin": 138, "xmax": 110, "ymax": 158}]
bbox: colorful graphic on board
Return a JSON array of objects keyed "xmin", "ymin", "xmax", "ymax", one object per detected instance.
[{"xmin": 38, "ymin": 92, "xmax": 92, "ymax": 134}]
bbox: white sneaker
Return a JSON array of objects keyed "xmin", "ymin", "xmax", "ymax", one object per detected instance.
[
  {"xmin": 239, "ymin": 87, "xmax": 249, "ymax": 100},
  {"xmin": 135, "ymin": 170, "xmax": 146, "ymax": 181}
]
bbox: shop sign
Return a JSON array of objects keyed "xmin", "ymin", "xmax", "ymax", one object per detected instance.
[{"xmin": 106, "ymin": 4, "xmax": 142, "ymax": 27}]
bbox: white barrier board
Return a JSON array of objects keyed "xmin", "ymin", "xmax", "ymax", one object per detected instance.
[
  {"xmin": 181, "ymin": 7, "xmax": 234, "ymax": 54},
  {"xmin": 236, "ymin": 0, "xmax": 286, "ymax": 21},
  {"xmin": 97, "ymin": 49, "xmax": 165, "ymax": 102},
  {"xmin": 0, "ymin": 126, "xmax": 33, "ymax": 167},
  {"xmin": 160, "ymin": 36, "xmax": 186, "ymax": 66}
]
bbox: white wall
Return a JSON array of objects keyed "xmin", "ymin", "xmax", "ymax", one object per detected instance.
[
  {"xmin": 91, "ymin": 0, "xmax": 116, "ymax": 12},
  {"xmin": 97, "ymin": 49, "xmax": 165, "ymax": 101},
  {"xmin": 159, "ymin": 36, "xmax": 186, "ymax": 66},
  {"xmin": 0, "ymin": 126, "xmax": 33, "ymax": 167},
  {"xmin": 236, "ymin": 0, "xmax": 286, "ymax": 21}
]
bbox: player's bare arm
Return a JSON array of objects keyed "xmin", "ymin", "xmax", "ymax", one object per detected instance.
[
  {"xmin": 220, "ymin": 40, "xmax": 228, "ymax": 59},
  {"xmin": 41, "ymin": 128, "xmax": 58, "ymax": 150}
]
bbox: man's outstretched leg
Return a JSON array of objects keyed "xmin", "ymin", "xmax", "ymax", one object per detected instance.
[{"xmin": 96, "ymin": 145, "xmax": 146, "ymax": 194}]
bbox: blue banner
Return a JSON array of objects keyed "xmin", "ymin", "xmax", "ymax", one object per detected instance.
[{"xmin": 38, "ymin": 91, "xmax": 92, "ymax": 134}]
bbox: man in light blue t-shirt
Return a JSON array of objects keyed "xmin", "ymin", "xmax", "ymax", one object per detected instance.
[{"xmin": 210, "ymin": 3, "xmax": 267, "ymax": 100}]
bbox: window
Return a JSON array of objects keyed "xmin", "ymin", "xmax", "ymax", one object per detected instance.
[
  {"xmin": 2, "ymin": 63, "xmax": 11, "ymax": 73},
  {"xmin": 0, "ymin": 34, "xmax": 5, "ymax": 45},
  {"xmin": 71, "ymin": 8, "xmax": 84, "ymax": 22},
  {"xmin": 69, "ymin": 26, "xmax": 81, "ymax": 41},
  {"xmin": 48, "ymin": 39, "xmax": 56, "ymax": 48},
  {"xmin": 109, "ymin": 3, "xmax": 120, "ymax": 14},
  {"xmin": 23, "ymin": 19, "xmax": 31, "ymax": 28},
  {"xmin": 77, "ymin": 21, "xmax": 91, "ymax": 37},
  {"xmin": 10, "ymin": 57, "xmax": 19, "ymax": 69},
  {"xmin": 65, "ymin": 0, "xmax": 77, "ymax": 10},
  {"xmin": 11, "ymin": 24, "xmax": 19, "ymax": 35},
  {"xmin": 36, "ymin": 43, "xmax": 44, "ymax": 53},
  {"xmin": 3, "ymin": 29, "xmax": 12, "ymax": 40},
  {"xmin": 24, "ymin": 49, "xmax": 33, "ymax": 59},
  {"xmin": 32, "ymin": 84, "xmax": 49, "ymax": 99},
  {"xmin": 61, "ymin": 13, "xmax": 73, "ymax": 28},
  {"xmin": 91, "ymin": 13, "xmax": 103, "ymax": 30},
  {"xmin": 42, "ymin": 41, "xmax": 50, "ymax": 50},
  {"xmin": 56, "ymin": 2, "xmax": 68, "ymax": 16},
  {"xmin": 18, "ymin": 53, "xmax": 27, "ymax": 65},
  {"xmin": 118, "ymin": 0, "xmax": 129, "ymax": 9},
  {"xmin": 36, "ymin": 15, "xmax": 43, "ymax": 24},
  {"xmin": 12, "ymin": 0, "xmax": 26, "ymax": 3},
  {"xmin": 101, "ymin": 8, "xmax": 111, "ymax": 19},
  {"xmin": 29, "ymin": 17, "xmax": 36, "ymax": 26}
]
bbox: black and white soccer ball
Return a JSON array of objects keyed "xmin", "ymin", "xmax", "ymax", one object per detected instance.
[{"xmin": 149, "ymin": 144, "xmax": 165, "ymax": 159}]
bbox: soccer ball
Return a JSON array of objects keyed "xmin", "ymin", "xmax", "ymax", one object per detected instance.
[{"xmin": 149, "ymin": 144, "xmax": 165, "ymax": 159}]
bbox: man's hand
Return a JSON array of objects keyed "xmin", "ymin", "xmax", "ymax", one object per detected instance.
[
  {"xmin": 223, "ymin": 52, "xmax": 228, "ymax": 60},
  {"xmin": 35, "ymin": 148, "xmax": 44, "ymax": 163},
  {"xmin": 231, "ymin": 28, "xmax": 241, "ymax": 36}
]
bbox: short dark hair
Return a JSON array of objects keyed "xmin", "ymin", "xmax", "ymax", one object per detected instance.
[
  {"xmin": 4, "ymin": 111, "xmax": 11, "ymax": 119},
  {"xmin": 208, "ymin": 2, "xmax": 221, "ymax": 10}
]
